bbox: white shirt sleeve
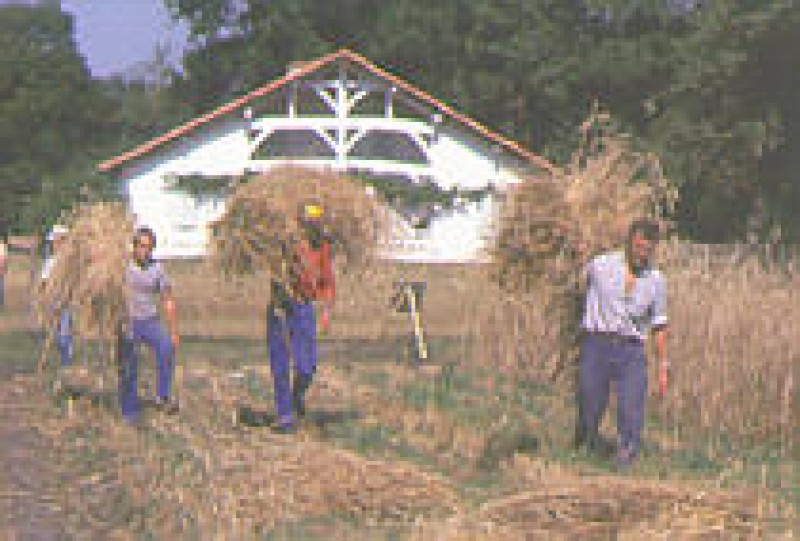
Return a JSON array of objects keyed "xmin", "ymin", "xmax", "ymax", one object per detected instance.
[
  {"xmin": 41, "ymin": 257, "xmax": 55, "ymax": 281},
  {"xmin": 651, "ymin": 273, "xmax": 668, "ymax": 327}
]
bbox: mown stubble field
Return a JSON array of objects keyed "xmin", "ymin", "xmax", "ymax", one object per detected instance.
[{"xmin": 0, "ymin": 245, "xmax": 796, "ymax": 539}]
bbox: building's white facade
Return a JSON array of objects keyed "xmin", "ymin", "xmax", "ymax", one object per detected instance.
[{"xmin": 101, "ymin": 50, "xmax": 553, "ymax": 262}]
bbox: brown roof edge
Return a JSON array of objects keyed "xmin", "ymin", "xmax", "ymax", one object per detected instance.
[
  {"xmin": 338, "ymin": 50, "xmax": 557, "ymax": 175},
  {"xmin": 98, "ymin": 48, "xmax": 558, "ymax": 176}
]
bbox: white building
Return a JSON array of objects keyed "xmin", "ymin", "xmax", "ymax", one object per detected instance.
[{"xmin": 98, "ymin": 49, "xmax": 555, "ymax": 262}]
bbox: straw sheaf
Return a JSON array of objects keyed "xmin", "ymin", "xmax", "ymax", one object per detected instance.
[
  {"xmin": 37, "ymin": 202, "xmax": 134, "ymax": 341},
  {"xmin": 484, "ymin": 111, "xmax": 677, "ymax": 380},
  {"xmin": 208, "ymin": 166, "xmax": 394, "ymax": 302},
  {"xmin": 493, "ymin": 111, "xmax": 677, "ymax": 295}
]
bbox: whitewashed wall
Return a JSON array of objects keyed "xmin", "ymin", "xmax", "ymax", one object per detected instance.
[{"xmin": 117, "ymin": 116, "xmax": 526, "ymax": 262}]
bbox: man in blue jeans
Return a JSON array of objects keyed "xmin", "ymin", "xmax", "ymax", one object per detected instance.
[
  {"xmin": 40, "ymin": 225, "xmax": 73, "ymax": 368},
  {"xmin": 268, "ymin": 204, "xmax": 334, "ymax": 434},
  {"xmin": 576, "ymin": 219, "xmax": 669, "ymax": 471},
  {"xmin": 116, "ymin": 227, "xmax": 180, "ymax": 424}
]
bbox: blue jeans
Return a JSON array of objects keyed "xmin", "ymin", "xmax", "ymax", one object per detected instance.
[
  {"xmin": 56, "ymin": 308, "xmax": 73, "ymax": 366},
  {"xmin": 578, "ymin": 334, "xmax": 648, "ymax": 456},
  {"xmin": 268, "ymin": 301, "xmax": 317, "ymax": 426},
  {"xmin": 117, "ymin": 318, "xmax": 175, "ymax": 421}
]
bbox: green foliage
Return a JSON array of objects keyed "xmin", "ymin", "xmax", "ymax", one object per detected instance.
[
  {"xmin": 0, "ymin": 4, "xmax": 114, "ymax": 236},
  {"xmin": 349, "ymin": 171, "xmax": 491, "ymax": 214}
]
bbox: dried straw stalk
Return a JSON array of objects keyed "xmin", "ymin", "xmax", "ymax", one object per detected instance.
[
  {"xmin": 486, "ymin": 108, "xmax": 677, "ymax": 379},
  {"xmin": 36, "ymin": 202, "xmax": 133, "ymax": 375},
  {"xmin": 208, "ymin": 166, "xmax": 393, "ymax": 304}
]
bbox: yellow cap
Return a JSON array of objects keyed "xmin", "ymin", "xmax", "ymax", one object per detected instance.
[{"xmin": 304, "ymin": 204, "xmax": 324, "ymax": 219}]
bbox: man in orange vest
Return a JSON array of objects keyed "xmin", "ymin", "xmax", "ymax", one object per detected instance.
[{"xmin": 268, "ymin": 203, "xmax": 335, "ymax": 433}]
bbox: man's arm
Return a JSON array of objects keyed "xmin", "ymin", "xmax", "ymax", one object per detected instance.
[
  {"xmin": 654, "ymin": 325, "xmax": 669, "ymax": 396},
  {"xmin": 162, "ymin": 289, "xmax": 180, "ymax": 349},
  {"xmin": 652, "ymin": 273, "xmax": 669, "ymax": 396},
  {"xmin": 317, "ymin": 243, "xmax": 335, "ymax": 331},
  {"xmin": 157, "ymin": 267, "xmax": 180, "ymax": 349}
]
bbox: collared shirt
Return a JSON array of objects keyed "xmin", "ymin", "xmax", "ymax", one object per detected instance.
[
  {"xmin": 581, "ymin": 250, "xmax": 668, "ymax": 342},
  {"xmin": 126, "ymin": 260, "xmax": 171, "ymax": 321}
]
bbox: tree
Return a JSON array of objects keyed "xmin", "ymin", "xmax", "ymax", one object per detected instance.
[
  {"xmin": 0, "ymin": 4, "xmax": 114, "ymax": 234},
  {"xmin": 165, "ymin": 0, "xmax": 799, "ymax": 242}
]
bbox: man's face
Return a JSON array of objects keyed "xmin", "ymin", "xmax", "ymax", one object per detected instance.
[
  {"xmin": 628, "ymin": 231, "xmax": 656, "ymax": 271},
  {"xmin": 133, "ymin": 234, "xmax": 154, "ymax": 264},
  {"xmin": 301, "ymin": 216, "xmax": 322, "ymax": 235}
]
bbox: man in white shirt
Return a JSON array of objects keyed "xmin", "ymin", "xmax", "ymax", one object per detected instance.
[{"xmin": 576, "ymin": 219, "xmax": 669, "ymax": 471}]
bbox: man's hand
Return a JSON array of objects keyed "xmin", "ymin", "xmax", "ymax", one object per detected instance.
[
  {"xmin": 319, "ymin": 303, "xmax": 332, "ymax": 333},
  {"xmin": 171, "ymin": 331, "xmax": 181, "ymax": 351},
  {"xmin": 162, "ymin": 292, "xmax": 180, "ymax": 351}
]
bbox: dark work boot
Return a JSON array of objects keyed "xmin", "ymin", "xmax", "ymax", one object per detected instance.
[
  {"xmin": 292, "ymin": 373, "xmax": 312, "ymax": 418},
  {"xmin": 271, "ymin": 422, "xmax": 297, "ymax": 435}
]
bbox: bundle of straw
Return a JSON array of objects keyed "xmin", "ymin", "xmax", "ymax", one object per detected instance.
[
  {"xmin": 37, "ymin": 202, "xmax": 134, "ymax": 372},
  {"xmin": 493, "ymin": 109, "xmax": 677, "ymax": 294},
  {"xmin": 209, "ymin": 166, "xmax": 391, "ymax": 302},
  {"xmin": 486, "ymin": 108, "xmax": 677, "ymax": 379}
]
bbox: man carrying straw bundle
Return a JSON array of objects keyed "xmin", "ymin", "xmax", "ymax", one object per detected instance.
[
  {"xmin": 268, "ymin": 203, "xmax": 335, "ymax": 434},
  {"xmin": 576, "ymin": 218, "xmax": 669, "ymax": 471},
  {"xmin": 40, "ymin": 225, "xmax": 73, "ymax": 369},
  {"xmin": 116, "ymin": 227, "xmax": 181, "ymax": 424}
]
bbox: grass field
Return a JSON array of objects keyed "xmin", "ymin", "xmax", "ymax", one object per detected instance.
[{"xmin": 0, "ymin": 248, "xmax": 796, "ymax": 539}]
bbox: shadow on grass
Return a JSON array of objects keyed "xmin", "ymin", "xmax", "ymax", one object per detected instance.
[
  {"xmin": 235, "ymin": 405, "xmax": 363, "ymax": 430},
  {"xmin": 235, "ymin": 405, "xmax": 277, "ymax": 427},
  {"xmin": 0, "ymin": 330, "xmax": 40, "ymax": 375}
]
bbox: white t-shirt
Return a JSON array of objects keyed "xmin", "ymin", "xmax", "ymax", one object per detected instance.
[{"xmin": 41, "ymin": 256, "xmax": 57, "ymax": 281}]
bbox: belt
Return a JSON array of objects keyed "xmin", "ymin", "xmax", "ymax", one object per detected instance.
[{"xmin": 585, "ymin": 331, "xmax": 643, "ymax": 346}]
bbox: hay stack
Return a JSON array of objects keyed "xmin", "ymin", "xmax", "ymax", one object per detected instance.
[
  {"xmin": 209, "ymin": 166, "xmax": 391, "ymax": 301},
  {"xmin": 486, "ymin": 109, "xmax": 677, "ymax": 379},
  {"xmin": 37, "ymin": 202, "xmax": 133, "ymax": 371},
  {"xmin": 493, "ymin": 109, "xmax": 676, "ymax": 294}
]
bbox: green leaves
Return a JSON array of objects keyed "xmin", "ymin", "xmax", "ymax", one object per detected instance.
[{"xmin": 159, "ymin": 0, "xmax": 799, "ymax": 243}]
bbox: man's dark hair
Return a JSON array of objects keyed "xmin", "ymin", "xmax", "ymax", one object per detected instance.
[
  {"xmin": 133, "ymin": 226, "xmax": 157, "ymax": 248},
  {"xmin": 628, "ymin": 218, "xmax": 660, "ymax": 242}
]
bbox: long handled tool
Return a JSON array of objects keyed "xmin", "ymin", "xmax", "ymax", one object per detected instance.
[
  {"xmin": 391, "ymin": 281, "xmax": 428, "ymax": 364},
  {"xmin": 405, "ymin": 283, "xmax": 428, "ymax": 363}
]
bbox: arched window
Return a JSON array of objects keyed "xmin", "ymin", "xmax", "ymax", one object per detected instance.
[
  {"xmin": 350, "ymin": 131, "xmax": 429, "ymax": 164},
  {"xmin": 253, "ymin": 129, "xmax": 335, "ymax": 159}
]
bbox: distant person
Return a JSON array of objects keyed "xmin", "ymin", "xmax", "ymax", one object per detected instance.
[
  {"xmin": 267, "ymin": 203, "xmax": 335, "ymax": 434},
  {"xmin": 40, "ymin": 225, "xmax": 73, "ymax": 368},
  {"xmin": 575, "ymin": 219, "xmax": 669, "ymax": 471},
  {"xmin": 116, "ymin": 227, "xmax": 180, "ymax": 425},
  {"xmin": 0, "ymin": 231, "xmax": 7, "ymax": 310}
]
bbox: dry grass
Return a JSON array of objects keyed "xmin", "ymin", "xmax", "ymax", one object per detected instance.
[
  {"xmin": 156, "ymin": 238, "xmax": 800, "ymax": 458},
  {"xmin": 37, "ymin": 202, "xmax": 133, "ymax": 338},
  {"xmin": 0, "ymin": 238, "xmax": 796, "ymax": 539},
  {"xmin": 35, "ymin": 202, "xmax": 134, "ymax": 377},
  {"xmin": 656, "ymin": 241, "xmax": 797, "ymax": 452},
  {"xmin": 486, "ymin": 110, "xmax": 677, "ymax": 384},
  {"xmin": 208, "ymin": 166, "xmax": 395, "ymax": 306},
  {"xmin": 492, "ymin": 109, "xmax": 676, "ymax": 294}
]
